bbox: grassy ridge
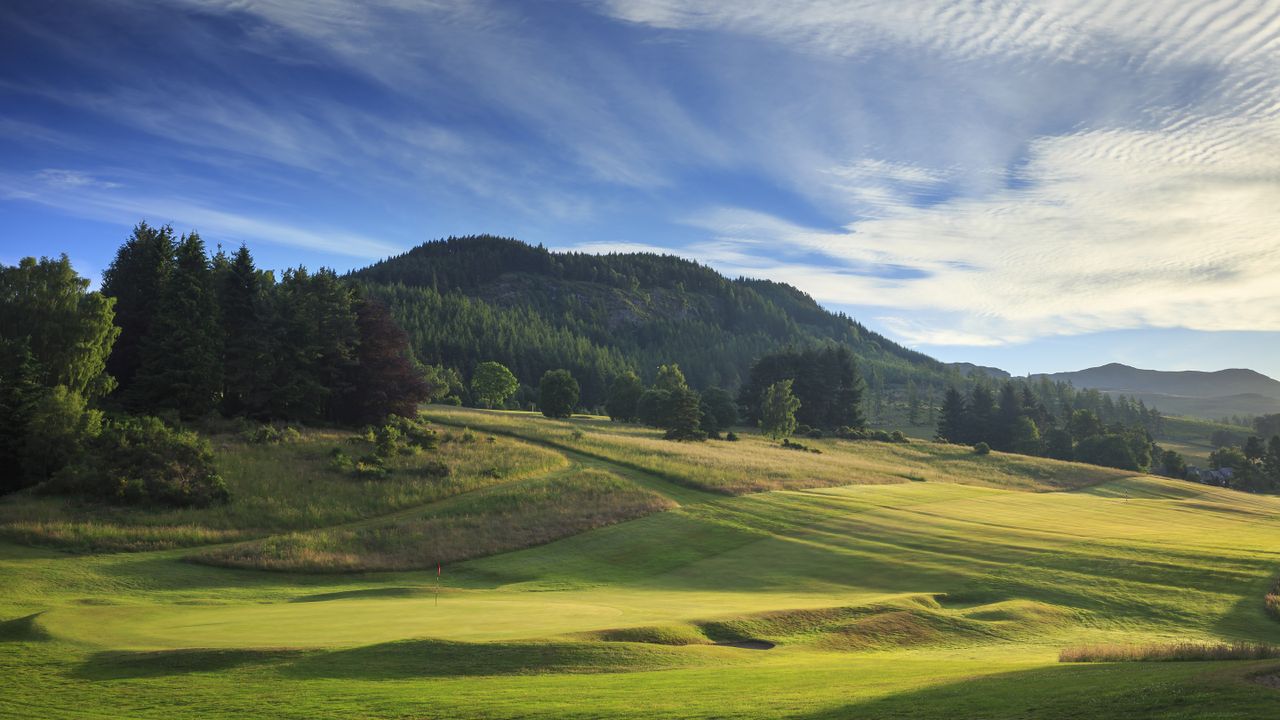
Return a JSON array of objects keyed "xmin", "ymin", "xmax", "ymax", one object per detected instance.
[
  {"xmin": 427, "ymin": 407, "xmax": 1131, "ymax": 495},
  {"xmin": 194, "ymin": 468, "xmax": 675, "ymax": 572},
  {"xmin": 0, "ymin": 425, "xmax": 565, "ymax": 552}
]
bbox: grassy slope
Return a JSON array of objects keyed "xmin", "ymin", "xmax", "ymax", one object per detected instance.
[{"xmin": 3, "ymin": 409, "xmax": 1280, "ymax": 718}]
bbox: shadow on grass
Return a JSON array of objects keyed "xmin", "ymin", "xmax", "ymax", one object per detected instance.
[
  {"xmin": 288, "ymin": 586, "xmax": 430, "ymax": 603},
  {"xmin": 71, "ymin": 648, "xmax": 305, "ymax": 680},
  {"xmin": 0, "ymin": 612, "xmax": 51, "ymax": 642},
  {"xmin": 798, "ymin": 659, "xmax": 1280, "ymax": 720},
  {"xmin": 280, "ymin": 638, "xmax": 700, "ymax": 679}
]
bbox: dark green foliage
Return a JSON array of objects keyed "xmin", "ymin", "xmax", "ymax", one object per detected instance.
[
  {"xmin": 216, "ymin": 245, "xmax": 270, "ymax": 417},
  {"xmin": 936, "ymin": 387, "xmax": 967, "ymax": 443},
  {"xmin": 635, "ymin": 388, "xmax": 671, "ymax": 427},
  {"xmin": 131, "ymin": 233, "xmax": 223, "ymax": 418},
  {"xmin": 1075, "ymin": 434, "xmax": 1139, "ymax": 471},
  {"xmin": 780, "ymin": 438, "xmax": 820, "ymax": 453},
  {"xmin": 739, "ymin": 346, "xmax": 864, "ymax": 430},
  {"xmin": 471, "ymin": 361, "xmax": 519, "ymax": 409},
  {"xmin": 51, "ymin": 416, "xmax": 228, "ymax": 507},
  {"xmin": 539, "ymin": 369, "xmax": 579, "ymax": 418},
  {"xmin": 663, "ymin": 388, "xmax": 706, "ymax": 441},
  {"xmin": 262, "ymin": 268, "xmax": 360, "ymax": 422},
  {"xmin": 0, "ymin": 255, "xmax": 119, "ymax": 399},
  {"xmin": 759, "ymin": 379, "xmax": 800, "ymax": 440},
  {"xmin": 699, "ymin": 387, "xmax": 738, "ymax": 434},
  {"xmin": 1044, "ymin": 428, "xmax": 1074, "ymax": 461},
  {"xmin": 0, "ymin": 339, "xmax": 42, "ymax": 493},
  {"xmin": 1160, "ymin": 449, "xmax": 1187, "ymax": 478},
  {"xmin": 605, "ymin": 371, "xmax": 644, "ymax": 422},
  {"xmin": 973, "ymin": 442, "xmax": 991, "ymax": 455},
  {"xmin": 21, "ymin": 385, "xmax": 102, "ymax": 485},
  {"xmin": 241, "ymin": 423, "xmax": 302, "ymax": 445},
  {"xmin": 353, "ymin": 236, "xmax": 948, "ymax": 406},
  {"xmin": 101, "ymin": 222, "xmax": 175, "ymax": 395}
]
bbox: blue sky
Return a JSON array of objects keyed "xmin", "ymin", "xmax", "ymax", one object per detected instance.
[{"xmin": 2, "ymin": 1, "xmax": 1278, "ymax": 378}]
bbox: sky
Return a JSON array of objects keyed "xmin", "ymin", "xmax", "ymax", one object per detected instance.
[{"xmin": 2, "ymin": 1, "xmax": 1278, "ymax": 378}]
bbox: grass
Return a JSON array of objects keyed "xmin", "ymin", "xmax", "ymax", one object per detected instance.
[
  {"xmin": 0, "ymin": 422, "xmax": 565, "ymax": 552},
  {"xmin": 4, "ymin": 407, "xmax": 1280, "ymax": 718},
  {"xmin": 1060, "ymin": 642, "xmax": 1280, "ymax": 663},
  {"xmin": 193, "ymin": 468, "xmax": 676, "ymax": 572},
  {"xmin": 425, "ymin": 406, "xmax": 1132, "ymax": 495}
]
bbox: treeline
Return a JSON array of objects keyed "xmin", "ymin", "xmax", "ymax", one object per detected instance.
[
  {"xmin": 1, "ymin": 223, "xmax": 429, "ymax": 505},
  {"xmin": 106, "ymin": 223, "xmax": 427, "ymax": 424},
  {"xmin": 736, "ymin": 346, "xmax": 865, "ymax": 430},
  {"xmin": 352, "ymin": 235, "xmax": 948, "ymax": 405},
  {"xmin": 937, "ymin": 381, "xmax": 1169, "ymax": 473},
  {"xmin": 1204, "ymin": 432, "xmax": 1280, "ymax": 493}
]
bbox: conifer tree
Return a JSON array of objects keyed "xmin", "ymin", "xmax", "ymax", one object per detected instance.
[
  {"xmin": 132, "ymin": 232, "xmax": 222, "ymax": 418},
  {"xmin": 664, "ymin": 387, "xmax": 706, "ymax": 441},
  {"xmin": 217, "ymin": 245, "xmax": 268, "ymax": 416},
  {"xmin": 101, "ymin": 222, "xmax": 175, "ymax": 397},
  {"xmin": 936, "ymin": 387, "xmax": 967, "ymax": 443}
]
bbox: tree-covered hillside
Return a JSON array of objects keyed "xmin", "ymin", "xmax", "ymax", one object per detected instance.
[{"xmin": 353, "ymin": 236, "xmax": 946, "ymax": 405}]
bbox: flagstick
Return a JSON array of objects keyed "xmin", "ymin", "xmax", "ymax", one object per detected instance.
[{"xmin": 435, "ymin": 563, "xmax": 441, "ymax": 606}]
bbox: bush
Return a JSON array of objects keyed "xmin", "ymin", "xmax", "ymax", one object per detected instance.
[
  {"xmin": 974, "ymin": 442, "xmax": 991, "ymax": 455},
  {"xmin": 51, "ymin": 416, "xmax": 228, "ymax": 507},
  {"xmin": 241, "ymin": 423, "xmax": 302, "ymax": 445},
  {"xmin": 725, "ymin": 431, "xmax": 739, "ymax": 442},
  {"xmin": 780, "ymin": 438, "xmax": 822, "ymax": 454},
  {"xmin": 806, "ymin": 429, "xmax": 824, "ymax": 439},
  {"xmin": 889, "ymin": 431, "xmax": 907, "ymax": 444}
]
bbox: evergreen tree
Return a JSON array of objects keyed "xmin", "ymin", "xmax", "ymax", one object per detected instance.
[
  {"xmin": 636, "ymin": 388, "xmax": 671, "ymax": 427},
  {"xmin": 216, "ymin": 245, "xmax": 269, "ymax": 416},
  {"xmin": 664, "ymin": 387, "xmax": 706, "ymax": 441},
  {"xmin": 471, "ymin": 361, "xmax": 519, "ymax": 408},
  {"xmin": 995, "ymin": 383, "xmax": 1022, "ymax": 450},
  {"xmin": 907, "ymin": 379, "xmax": 920, "ymax": 426},
  {"xmin": 0, "ymin": 339, "xmax": 42, "ymax": 494},
  {"xmin": 131, "ymin": 233, "xmax": 223, "ymax": 418},
  {"xmin": 539, "ymin": 369, "xmax": 579, "ymax": 418},
  {"xmin": 605, "ymin": 371, "xmax": 643, "ymax": 422},
  {"xmin": 968, "ymin": 384, "xmax": 996, "ymax": 445},
  {"xmin": 1266, "ymin": 436, "xmax": 1280, "ymax": 480},
  {"xmin": 936, "ymin": 387, "xmax": 967, "ymax": 443},
  {"xmin": 654, "ymin": 364, "xmax": 688, "ymax": 393},
  {"xmin": 101, "ymin": 222, "xmax": 175, "ymax": 397},
  {"xmin": 760, "ymin": 379, "xmax": 800, "ymax": 440}
]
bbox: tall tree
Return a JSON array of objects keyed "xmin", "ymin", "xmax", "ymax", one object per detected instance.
[
  {"xmin": 654, "ymin": 364, "xmax": 689, "ymax": 393},
  {"xmin": 471, "ymin": 361, "xmax": 519, "ymax": 409},
  {"xmin": 936, "ymin": 387, "xmax": 967, "ymax": 443},
  {"xmin": 340, "ymin": 298, "xmax": 430, "ymax": 424},
  {"xmin": 760, "ymin": 379, "xmax": 801, "ymax": 440},
  {"xmin": 605, "ymin": 371, "xmax": 644, "ymax": 422},
  {"xmin": 664, "ymin": 387, "xmax": 706, "ymax": 441},
  {"xmin": 216, "ymin": 245, "xmax": 269, "ymax": 417},
  {"xmin": 101, "ymin": 222, "xmax": 175, "ymax": 397},
  {"xmin": 0, "ymin": 256, "xmax": 119, "ymax": 398},
  {"xmin": 699, "ymin": 386, "xmax": 738, "ymax": 435},
  {"xmin": 539, "ymin": 369, "xmax": 579, "ymax": 418},
  {"xmin": 131, "ymin": 233, "xmax": 223, "ymax": 418}
]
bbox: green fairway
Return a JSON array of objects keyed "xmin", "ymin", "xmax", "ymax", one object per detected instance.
[{"xmin": 3, "ymin": 409, "xmax": 1280, "ymax": 718}]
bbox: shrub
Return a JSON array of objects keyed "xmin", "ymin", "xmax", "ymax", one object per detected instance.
[
  {"xmin": 889, "ymin": 431, "xmax": 907, "ymax": 444},
  {"xmin": 241, "ymin": 423, "xmax": 302, "ymax": 445},
  {"xmin": 780, "ymin": 438, "xmax": 822, "ymax": 454},
  {"xmin": 974, "ymin": 442, "xmax": 991, "ymax": 455},
  {"xmin": 807, "ymin": 429, "xmax": 824, "ymax": 439},
  {"xmin": 51, "ymin": 416, "xmax": 228, "ymax": 507},
  {"xmin": 725, "ymin": 431, "xmax": 739, "ymax": 442}
]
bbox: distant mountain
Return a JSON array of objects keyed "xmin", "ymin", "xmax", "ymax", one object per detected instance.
[
  {"xmin": 351, "ymin": 235, "xmax": 948, "ymax": 405},
  {"xmin": 1033, "ymin": 363, "xmax": 1280, "ymax": 419}
]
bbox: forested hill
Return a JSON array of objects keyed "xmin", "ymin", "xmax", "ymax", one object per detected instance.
[{"xmin": 352, "ymin": 235, "xmax": 946, "ymax": 405}]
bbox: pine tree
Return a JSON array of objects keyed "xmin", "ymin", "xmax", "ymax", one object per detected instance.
[
  {"xmin": 217, "ymin": 245, "xmax": 268, "ymax": 417},
  {"xmin": 664, "ymin": 387, "xmax": 706, "ymax": 441},
  {"xmin": 132, "ymin": 233, "xmax": 223, "ymax": 418},
  {"xmin": 936, "ymin": 387, "xmax": 967, "ymax": 443},
  {"xmin": 101, "ymin": 222, "xmax": 175, "ymax": 397},
  {"xmin": 760, "ymin": 379, "xmax": 800, "ymax": 440}
]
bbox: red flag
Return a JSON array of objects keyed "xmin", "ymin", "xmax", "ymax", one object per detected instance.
[{"xmin": 437, "ymin": 563, "xmax": 441, "ymax": 577}]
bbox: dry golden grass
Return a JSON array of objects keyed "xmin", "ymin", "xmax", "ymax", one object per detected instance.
[{"xmin": 1059, "ymin": 642, "xmax": 1280, "ymax": 663}]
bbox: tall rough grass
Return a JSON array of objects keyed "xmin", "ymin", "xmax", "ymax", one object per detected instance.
[
  {"xmin": 194, "ymin": 468, "xmax": 675, "ymax": 572},
  {"xmin": 1059, "ymin": 642, "xmax": 1280, "ymax": 662},
  {"xmin": 1266, "ymin": 576, "xmax": 1280, "ymax": 620}
]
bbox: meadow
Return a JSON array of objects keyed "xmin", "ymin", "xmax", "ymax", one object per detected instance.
[{"xmin": 2, "ymin": 408, "xmax": 1280, "ymax": 718}]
